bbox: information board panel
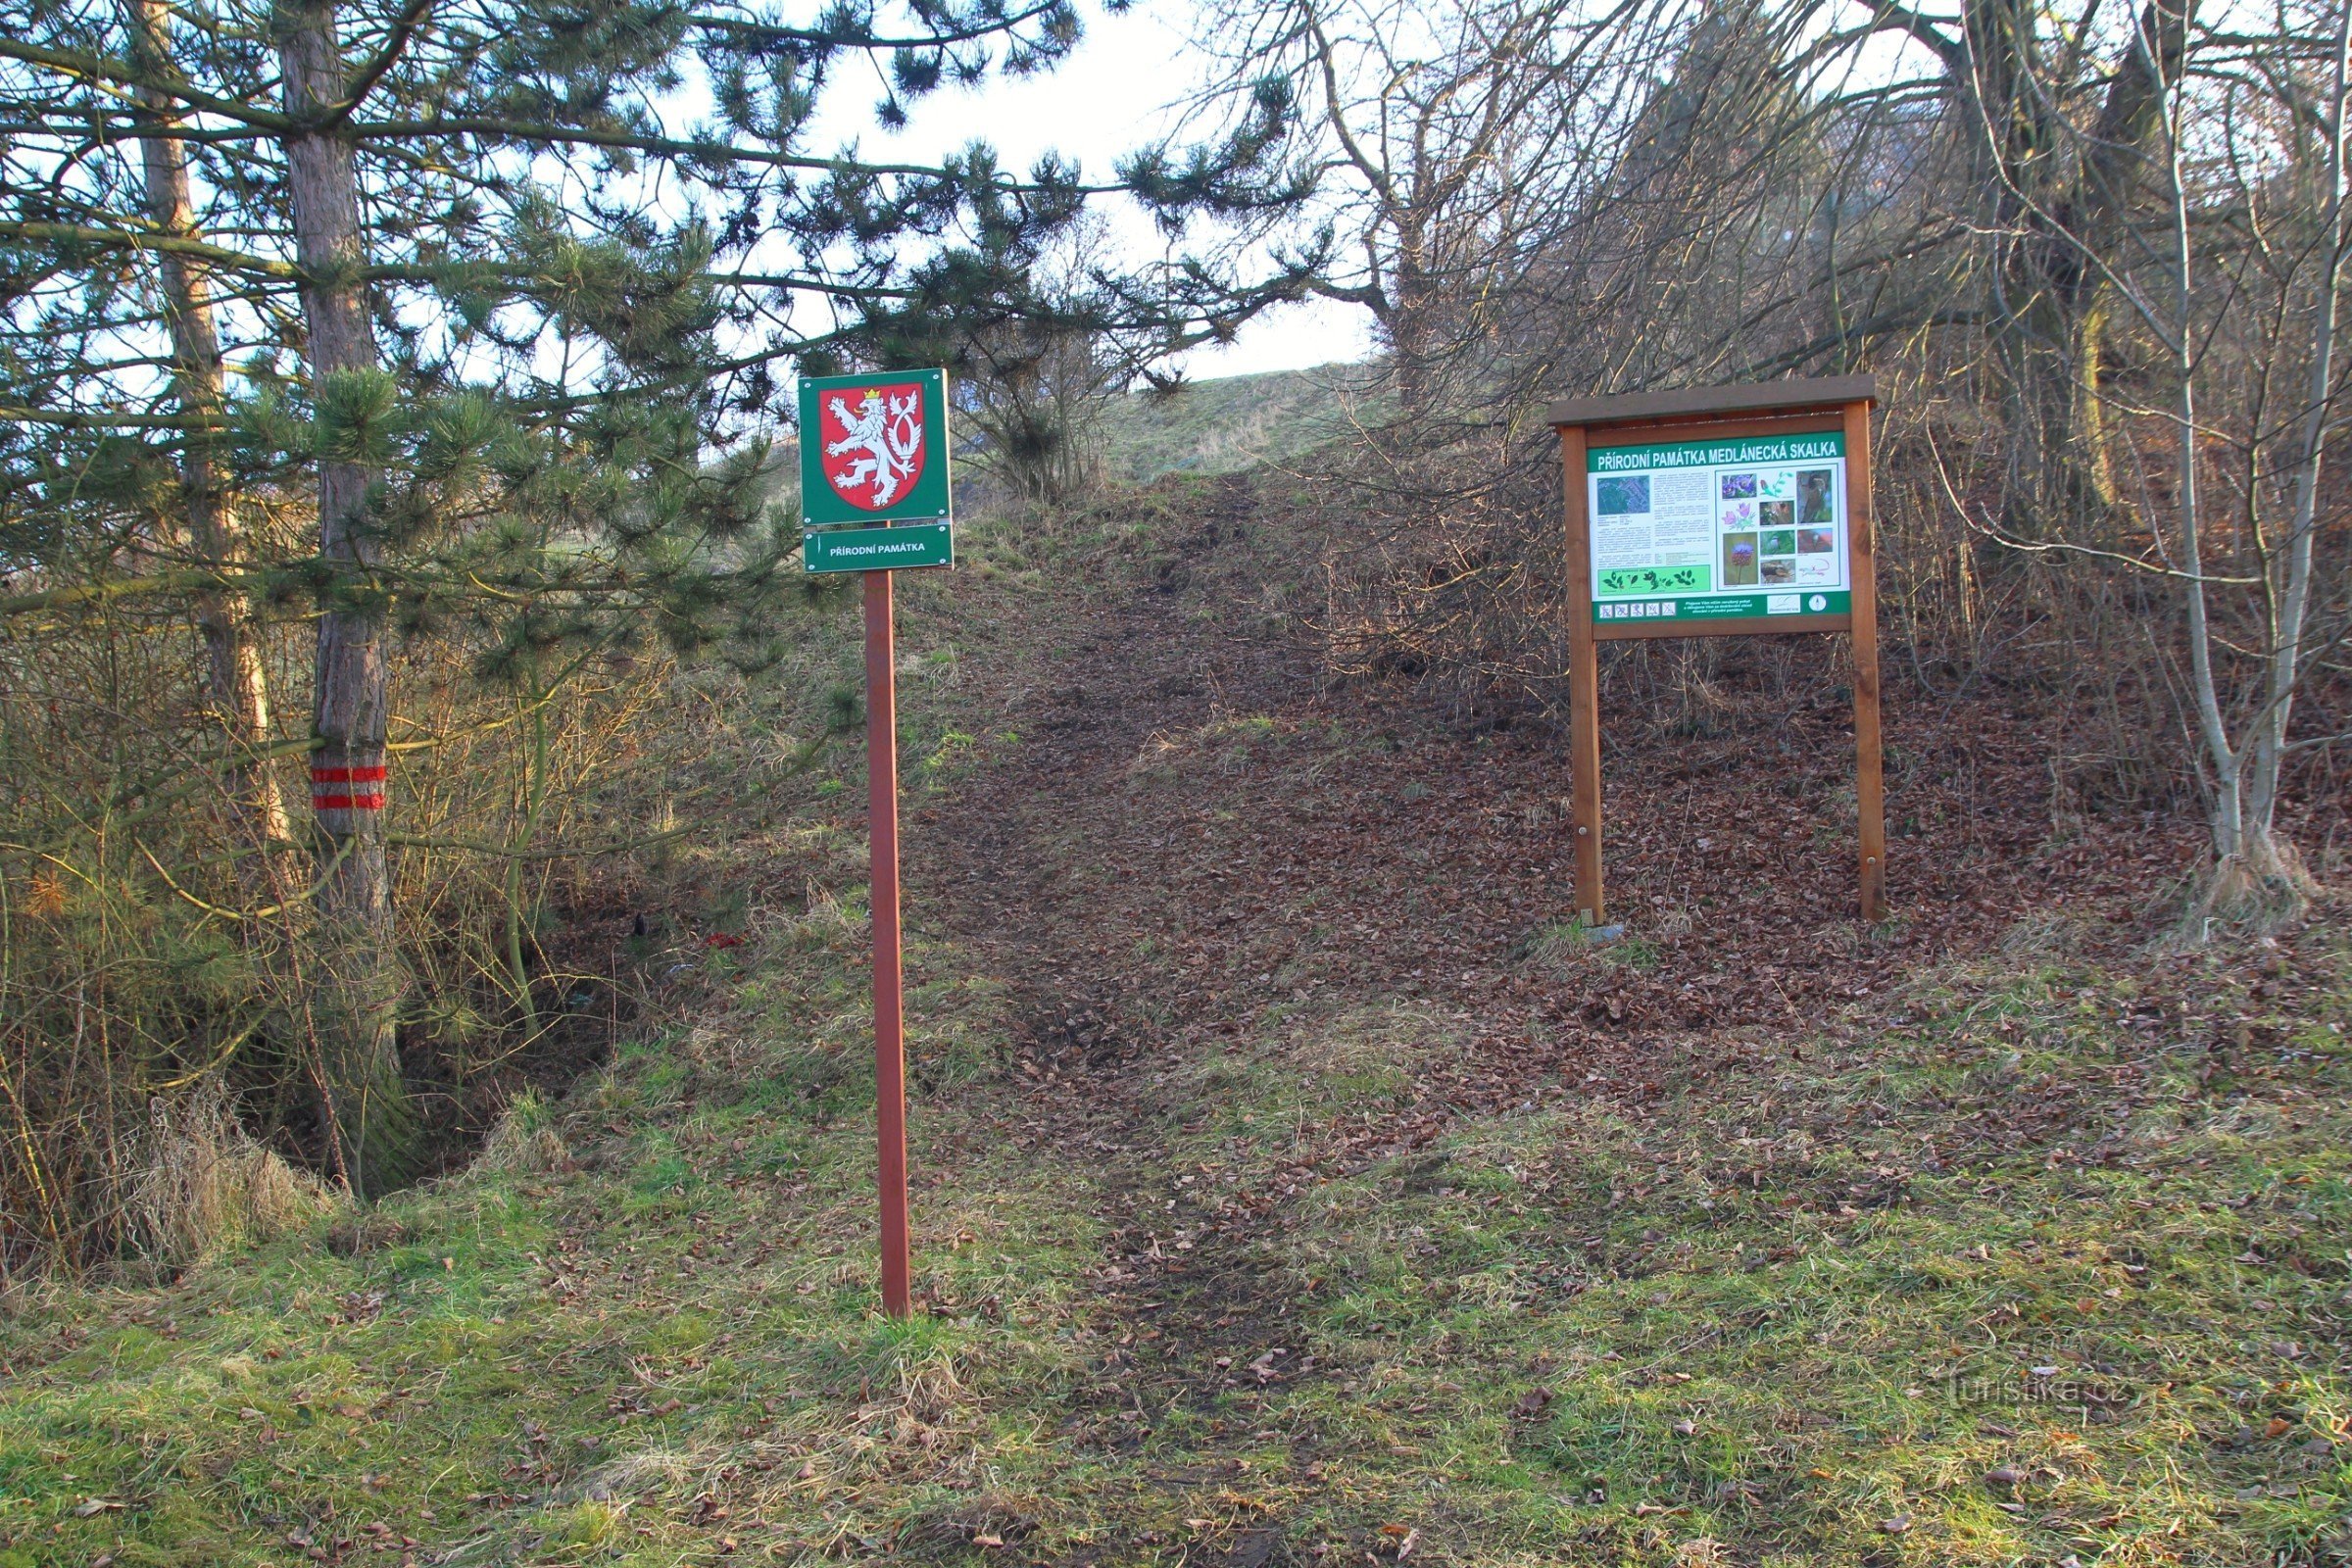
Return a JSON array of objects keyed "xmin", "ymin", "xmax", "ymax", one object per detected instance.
[
  {"xmin": 1588, "ymin": 430, "xmax": 1848, "ymax": 624},
  {"xmin": 1549, "ymin": 376, "xmax": 1884, "ymax": 925}
]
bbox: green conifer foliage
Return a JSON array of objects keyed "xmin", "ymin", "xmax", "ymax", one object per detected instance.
[{"xmin": 0, "ymin": 0, "xmax": 1315, "ymax": 1244}]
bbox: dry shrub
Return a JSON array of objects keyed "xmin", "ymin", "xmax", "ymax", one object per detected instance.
[
  {"xmin": 127, "ymin": 1081, "xmax": 337, "ymax": 1271},
  {"xmin": 2160, "ymin": 839, "xmax": 2322, "ymax": 953},
  {"xmin": 0, "ymin": 559, "xmax": 818, "ymax": 1270},
  {"xmin": 472, "ymin": 1089, "xmax": 571, "ymax": 1177}
]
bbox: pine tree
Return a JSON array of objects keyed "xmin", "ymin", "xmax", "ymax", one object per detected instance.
[{"xmin": 0, "ymin": 0, "xmax": 1313, "ymax": 1200}]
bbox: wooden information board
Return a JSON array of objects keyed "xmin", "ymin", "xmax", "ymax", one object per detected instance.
[{"xmin": 1551, "ymin": 375, "xmax": 1885, "ymax": 924}]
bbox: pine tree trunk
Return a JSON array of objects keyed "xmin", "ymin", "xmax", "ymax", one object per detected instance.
[
  {"xmin": 125, "ymin": 0, "xmax": 291, "ymax": 848},
  {"xmin": 276, "ymin": 0, "xmax": 412, "ymax": 1195},
  {"xmin": 1387, "ymin": 220, "xmax": 1435, "ymax": 416}
]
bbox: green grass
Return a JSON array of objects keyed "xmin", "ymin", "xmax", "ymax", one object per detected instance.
[
  {"xmin": 7, "ymin": 925, "xmax": 2344, "ymax": 1565},
  {"xmin": 1258, "ymin": 992, "xmax": 2352, "ymax": 1566}
]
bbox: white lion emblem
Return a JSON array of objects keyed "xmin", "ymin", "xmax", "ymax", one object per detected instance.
[{"xmin": 824, "ymin": 387, "xmax": 924, "ymax": 508}]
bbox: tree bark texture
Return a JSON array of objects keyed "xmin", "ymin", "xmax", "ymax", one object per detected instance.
[
  {"xmin": 276, "ymin": 0, "xmax": 411, "ymax": 1194},
  {"xmin": 125, "ymin": 0, "xmax": 291, "ymax": 848},
  {"xmin": 1967, "ymin": 0, "xmax": 2193, "ymax": 537}
]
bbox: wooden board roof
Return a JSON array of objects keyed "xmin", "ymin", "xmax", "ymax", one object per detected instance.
[{"xmin": 1546, "ymin": 374, "xmax": 1877, "ymax": 428}]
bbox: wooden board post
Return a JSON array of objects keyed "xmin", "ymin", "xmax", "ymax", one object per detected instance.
[
  {"xmin": 1844, "ymin": 400, "xmax": 1886, "ymax": 923},
  {"xmin": 1548, "ymin": 376, "xmax": 1886, "ymax": 925},
  {"xmin": 864, "ymin": 568, "xmax": 912, "ymax": 1319},
  {"xmin": 1559, "ymin": 421, "xmax": 1605, "ymax": 926}
]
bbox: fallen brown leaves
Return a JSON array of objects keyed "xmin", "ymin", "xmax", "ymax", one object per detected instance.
[{"xmin": 896, "ymin": 484, "xmax": 2336, "ymax": 1187}]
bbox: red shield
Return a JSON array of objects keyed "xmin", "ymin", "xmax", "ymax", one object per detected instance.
[{"xmin": 815, "ymin": 379, "xmax": 929, "ymax": 512}]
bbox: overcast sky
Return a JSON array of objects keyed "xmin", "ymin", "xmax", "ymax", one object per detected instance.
[{"xmin": 813, "ymin": 0, "xmax": 1373, "ymax": 381}]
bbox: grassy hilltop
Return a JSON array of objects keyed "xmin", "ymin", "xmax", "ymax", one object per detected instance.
[{"xmin": 1094, "ymin": 366, "xmax": 1386, "ymax": 484}]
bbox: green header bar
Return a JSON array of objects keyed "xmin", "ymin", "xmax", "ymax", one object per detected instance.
[
  {"xmin": 1591, "ymin": 429, "xmax": 1844, "ymax": 473},
  {"xmin": 803, "ymin": 520, "xmax": 954, "ymax": 574},
  {"xmin": 1593, "ymin": 590, "xmax": 1851, "ymax": 623}
]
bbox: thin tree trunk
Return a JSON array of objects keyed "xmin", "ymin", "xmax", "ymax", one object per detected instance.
[
  {"xmin": 277, "ymin": 0, "xmax": 411, "ymax": 1194},
  {"xmin": 2154, "ymin": 23, "xmax": 2302, "ymax": 932},
  {"xmin": 124, "ymin": 0, "xmax": 291, "ymax": 848},
  {"xmin": 2243, "ymin": 0, "xmax": 2351, "ymax": 860},
  {"xmin": 2069, "ymin": 295, "xmax": 2118, "ymax": 523}
]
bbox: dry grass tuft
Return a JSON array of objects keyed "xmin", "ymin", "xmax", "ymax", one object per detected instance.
[
  {"xmin": 1123, "ymin": 713, "xmax": 1280, "ymax": 788},
  {"xmin": 1997, "ymin": 906, "xmax": 2098, "ymax": 959},
  {"xmin": 566, "ymin": 1445, "xmax": 712, "ymax": 1503},
  {"xmin": 897, "ymin": 1488, "xmax": 1046, "ymax": 1552},
  {"xmin": 1295, "ymin": 1002, "xmax": 1457, "ymax": 1077},
  {"xmin": 801, "ymin": 1348, "xmax": 978, "ymax": 1489},
  {"xmin": 127, "ymin": 1081, "xmax": 338, "ymax": 1270},
  {"xmin": 472, "ymin": 1090, "xmax": 571, "ymax": 1176}
]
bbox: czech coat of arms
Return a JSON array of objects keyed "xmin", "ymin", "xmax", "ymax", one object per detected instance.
[{"xmin": 818, "ymin": 381, "xmax": 927, "ymax": 511}]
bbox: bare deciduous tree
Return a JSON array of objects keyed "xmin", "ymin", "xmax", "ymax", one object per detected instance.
[{"xmin": 1245, "ymin": 0, "xmax": 2349, "ymax": 933}]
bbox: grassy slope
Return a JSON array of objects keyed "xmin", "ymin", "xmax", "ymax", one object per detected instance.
[
  {"xmin": 1095, "ymin": 367, "xmax": 1385, "ymax": 483},
  {"xmin": 2, "ymin": 491, "xmax": 2348, "ymax": 1568}
]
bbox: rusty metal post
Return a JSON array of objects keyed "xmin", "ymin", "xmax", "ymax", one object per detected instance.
[
  {"xmin": 1559, "ymin": 422, "xmax": 1605, "ymax": 926},
  {"xmin": 1844, "ymin": 400, "xmax": 1887, "ymax": 923},
  {"xmin": 864, "ymin": 568, "xmax": 911, "ymax": 1318}
]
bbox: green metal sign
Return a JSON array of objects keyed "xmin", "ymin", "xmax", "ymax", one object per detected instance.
[
  {"xmin": 798, "ymin": 368, "xmax": 952, "ymax": 530},
  {"xmin": 804, "ymin": 520, "xmax": 955, "ymax": 573}
]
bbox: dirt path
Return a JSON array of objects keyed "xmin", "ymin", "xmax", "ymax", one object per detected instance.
[
  {"xmin": 909, "ymin": 486, "xmax": 1340, "ymax": 1492},
  {"xmin": 918, "ymin": 488, "xmax": 1307, "ymax": 1075}
]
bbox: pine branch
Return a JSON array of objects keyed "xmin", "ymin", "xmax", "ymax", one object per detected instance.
[
  {"xmin": 345, "ymin": 115, "xmax": 1122, "ymax": 190},
  {"xmin": 688, "ymin": 2, "xmax": 1071, "ymax": 52},
  {"xmin": 319, "ymin": 0, "xmax": 442, "ymax": 127},
  {"xmin": 0, "ymin": 219, "xmax": 297, "ymax": 278},
  {"xmin": 0, "ymin": 405, "xmax": 220, "ymax": 429},
  {"xmin": 0, "ymin": 36, "xmax": 294, "ymax": 129}
]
